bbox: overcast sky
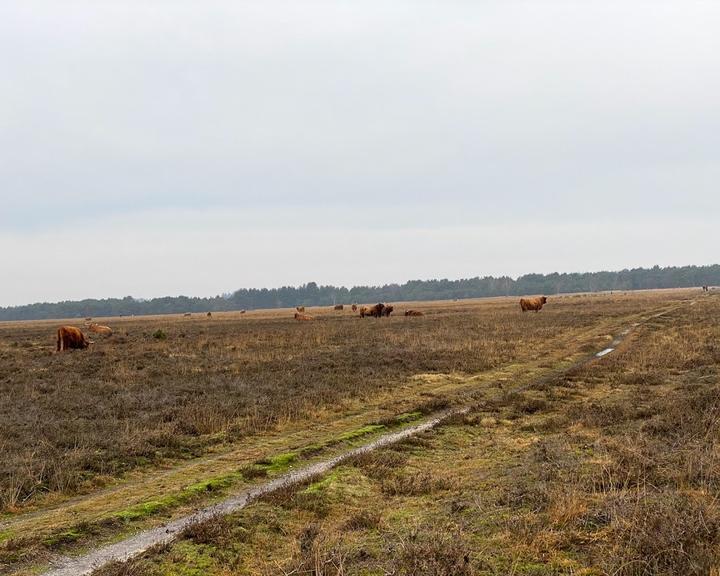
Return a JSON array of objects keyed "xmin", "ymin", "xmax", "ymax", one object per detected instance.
[{"xmin": 1, "ymin": 1, "xmax": 718, "ymax": 306}]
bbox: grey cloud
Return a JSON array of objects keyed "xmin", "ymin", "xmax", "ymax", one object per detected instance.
[{"xmin": 0, "ymin": 1, "xmax": 718, "ymax": 303}]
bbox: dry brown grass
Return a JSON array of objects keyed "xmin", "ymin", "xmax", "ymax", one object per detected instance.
[
  {"xmin": 493, "ymin": 296, "xmax": 720, "ymax": 575},
  {"xmin": 2, "ymin": 289, "xmax": 710, "ymax": 576},
  {"xmin": 76, "ymin": 290, "xmax": 720, "ymax": 576},
  {"xmin": 0, "ymin": 293, "xmax": 659, "ymax": 513}
]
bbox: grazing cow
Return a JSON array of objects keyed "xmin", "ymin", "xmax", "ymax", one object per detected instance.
[
  {"xmin": 183, "ymin": 313, "xmax": 191, "ymax": 317},
  {"xmin": 520, "ymin": 296, "xmax": 548, "ymax": 312},
  {"xmin": 405, "ymin": 310, "xmax": 424, "ymax": 316},
  {"xmin": 296, "ymin": 306, "xmax": 305, "ymax": 313},
  {"xmin": 294, "ymin": 312, "xmax": 314, "ymax": 321},
  {"xmin": 86, "ymin": 323, "xmax": 113, "ymax": 336},
  {"xmin": 57, "ymin": 326, "xmax": 92, "ymax": 351},
  {"xmin": 351, "ymin": 304, "xmax": 357, "ymax": 312},
  {"xmin": 360, "ymin": 303, "xmax": 385, "ymax": 318},
  {"xmin": 240, "ymin": 309, "xmax": 246, "ymax": 314},
  {"xmin": 382, "ymin": 305, "xmax": 394, "ymax": 317},
  {"xmin": 334, "ymin": 304, "xmax": 344, "ymax": 311},
  {"xmin": 85, "ymin": 317, "xmax": 92, "ymax": 321}
]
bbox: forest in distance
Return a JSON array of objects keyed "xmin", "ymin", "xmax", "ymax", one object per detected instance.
[{"xmin": 1, "ymin": 264, "xmax": 718, "ymax": 321}]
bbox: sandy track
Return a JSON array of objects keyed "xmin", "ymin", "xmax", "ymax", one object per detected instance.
[{"xmin": 43, "ymin": 408, "xmax": 465, "ymax": 576}]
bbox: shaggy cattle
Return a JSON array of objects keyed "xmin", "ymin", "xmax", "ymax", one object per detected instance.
[
  {"xmin": 334, "ymin": 304, "xmax": 344, "ymax": 311},
  {"xmin": 296, "ymin": 306, "xmax": 305, "ymax": 313},
  {"xmin": 404, "ymin": 310, "xmax": 424, "ymax": 316},
  {"xmin": 351, "ymin": 304, "xmax": 357, "ymax": 312},
  {"xmin": 382, "ymin": 305, "xmax": 394, "ymax": 317},
  {"xmin": 294, "ymin": 312, "xmax": 314, "ymax": 321},
  {"xmin": 360, "ymin": 303, "xmax": 385, "ymax": 318},
  {"xmin": 520, "ymin": 296, "xmax": 548, "ymax": 312},
  {"xmin": 56, "ymin": 326, "xmax": 92, "ymax": 351},
  {"xmin": 86, "ymin": 323, "xmax": 113, "ymax": 336},
  {"xmin": 207, "ymin": 312, "xmax": 212, "ymax": 317}
]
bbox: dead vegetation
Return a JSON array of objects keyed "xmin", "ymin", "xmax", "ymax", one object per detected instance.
[
  {"xmin": 3, "ymin": 290, "xmax": 714, "ymax": 576},
  {"xmin": 0, "ymin": 295, "xmax": 653, "ymax": 513},
  {"xmin": 491, "ymin": 298, "xmax": 720, "ymax": 575},
  {"xmin": 79, "ymin": 291, "xmax": 720, "ymax": 576}
]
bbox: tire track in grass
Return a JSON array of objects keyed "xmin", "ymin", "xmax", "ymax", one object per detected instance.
[{"xmin": 43, "ymin": 408, "xmax": 466, "ymax": 576}]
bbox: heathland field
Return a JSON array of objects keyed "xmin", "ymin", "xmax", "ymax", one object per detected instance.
[{"xmin": 1, "ymin": 290, "xmax": 718, "ymax": 575}]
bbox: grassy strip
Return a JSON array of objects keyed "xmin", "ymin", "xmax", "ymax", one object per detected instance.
[
  {"xmin": 113, "ymin": 472, "xmax": 243, "ymax": 523},
  {"xmin": 18, "ymin": 412, "xmax": 427, "ymax": 562},
  {"xmin": 336, "ymin": 424, "xmax": 386, "ymax": 442},
  {"xmin": 244, "ymin": 411, "xmax": 426, "ymax": 479}
]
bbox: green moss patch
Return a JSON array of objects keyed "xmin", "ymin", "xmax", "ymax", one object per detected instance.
[
  {"xmin": 303, "ymin": 471, "xmax": 341, "ymax": 495},
  {"xmin": 253, "ymin": 451, "xmax": 298, "ymax": 472},
  {"xmin": 114, "ymin": 497, "xmax": 176, "ymax": 522},
  {"xmin": 0, "ymin": 529, "xmax": 14, "ymax": 544},
  {"xmin": 43, "ymin": 528, "xmax": 84, "ymax": 548},
  {"xmin": 186, "ymin": 472, "xmax": 242, "ymax": 495},
  {"xmin": 152, "ymin": 540, "xmax": 217, "ymax": 576},
  {"xmin": 113, "ymin": 471, "xmax": 243, "ymax": 523},
  {"xmin": 394, "ymin": 411, "xmax": 423, "ymax": 423},
  {"xmin": 336, "ymin": 424, "xmax": 386, "ymax": 442}
]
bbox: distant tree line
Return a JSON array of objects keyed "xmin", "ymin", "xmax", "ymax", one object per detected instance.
[{"xmin": 1, "ymin": 264, "xmax": 718, "ymax": 321}]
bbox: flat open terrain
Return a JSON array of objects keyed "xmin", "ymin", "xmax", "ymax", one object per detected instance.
[{"xmin": 1, "ymin": 290, "xmax": 717, "ymax": 575}]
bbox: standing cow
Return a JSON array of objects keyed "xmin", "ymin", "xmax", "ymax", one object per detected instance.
[
  {"xmin": 57, "ymin": 326, "xmax": 92, "ymax": 351},
  {"xmin": 382, "ymin": 305, "xmax": 394, "ymax": 317},
  {"xmin": 520, "ymin": 296, "xmax": 548, "ymax": 312},
  {"xmin": 360, "ymin": 303, "xmax": 385, "ymax": 318}
]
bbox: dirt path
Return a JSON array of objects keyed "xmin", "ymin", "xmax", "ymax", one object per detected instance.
[
  {"xmin": 43, "ymin": 408, "xmax": 468, "ymax": 576},
  {"xmin": 39, "ymin": 301, "xmax": 689, "ymax": 576}
]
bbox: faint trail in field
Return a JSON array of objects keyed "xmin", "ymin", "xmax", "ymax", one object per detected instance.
[
  {"xmin": 42, "ymin": 408, "xmax": 467, "ymax": 576},
  {"xmin": 591, "ymin": 305, "xmax": 679, "ymax": 360},
  {"xmin": 40, "ymin": 300, "xmax": 692, "ymax": 576}
]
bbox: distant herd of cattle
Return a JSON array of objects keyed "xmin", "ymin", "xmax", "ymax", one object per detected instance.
[
  {"xmin": 54, "ymin": 296, "xmax": 553, "ymax": 351},
  {"xmin": 294, "ymin": 302, "xmax": 416, "ymax": 321}
]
